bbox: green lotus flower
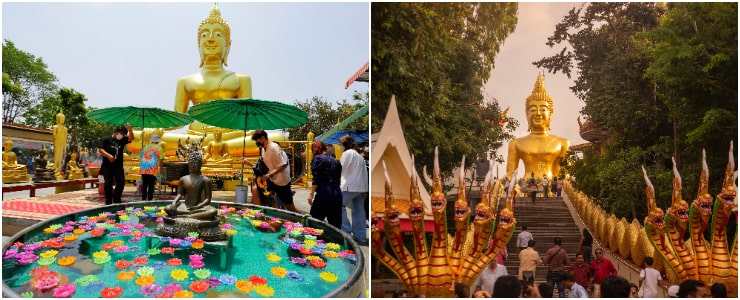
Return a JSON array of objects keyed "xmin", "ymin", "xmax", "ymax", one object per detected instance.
[
  {"xmin": 21, "ymin": 292, "xmax": 33, "ymax": 298},
  {"xmin": 37, "ymin": 257, "xmax": 56, "ymax": 266},
  {"xmin": 137, "ymin": 266, "xmax": 155, "ymax": 277},
  {"xmin": 193, "ymin": 268, "xmax": 211, "ymax": 279},
  {"xmin": 188, "ymin": 232, "xmax": 200, "ymax": 238},
  {"xmin": 147, "ymin": 248, "xmax": 161, "ymax": 255}
]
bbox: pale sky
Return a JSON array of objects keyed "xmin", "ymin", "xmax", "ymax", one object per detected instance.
[
  {"xmin": 2, "ymin": 2, "xmax": 369, "ymax": 126},
  {"xmin": 484, "ymin": 2, "xmax": 588, "ymax": 179}
]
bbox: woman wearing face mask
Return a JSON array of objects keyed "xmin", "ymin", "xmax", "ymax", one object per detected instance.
[{"xmin": 98, "ymin": 123, "xmax": 134, "ymax": 205}]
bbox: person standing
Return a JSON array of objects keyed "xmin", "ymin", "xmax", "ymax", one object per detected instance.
[
  {"xmin": 517, "ymin": 225, "xmax": 534, "ymax": 251},
  {"xmin": 542, "ymin": 175, "xmax": 549, "ymax": 199},
  {"xmin": 568, "ymin": 253, "xmax": 592, "ymax": 295},
  {"xmin": 307, "ymin": 141, "xmax": 342, "ymax": 229},
  {"xmin": 590, "ymin": 248, "xmax": 618, "ymax": 298},
  {"xmin": 579, "ymin": 228, "xmax": 594, "ymax": 264},
  {"xmin": 519, "ymin": 240, "xmax": 542, "ymax": 282},
  {"xmin": 339, "ymin": 135, "xmax": 369, "ymax": 244},
  {"xmin": 638, "ymin": 257, "xmax": 661, "ymax": 298},
  {"xmin": 247, "ymin": 129, "xmax": 300, "ymax": 213},
  {"xmin": 563, "ymin": 273, "xmax": 588, "ymax": 298},
  {"xmin": 139, "ymin": 133, "xmax": 164, "ymax": 200},
  {"xmin": 98, "ymin": 124, "xmax": 133, "ymax": 205},
  {"xmin": 473, "ymin": 260, "xmax": 508, "ymax": 296},
  {"xmin": 544, "ymin": 237, "xmax": 570, "ymax": 298},
  {"xmin": 557, "ymin": 178, "xmax": 564, "ymax": 197}
]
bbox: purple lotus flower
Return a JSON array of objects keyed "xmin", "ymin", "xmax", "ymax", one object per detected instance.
[
  {"xmin": 169, "ymin": 238, "xmax": 182, "ymax": 247},
  {"xmin": 85, "ymin": 282, "xmax": 105, "ymax": 294},
  {"xmin": 184, "ymin": 236, "xmax": 196, "ymax": 243},
  {"xmin": 113, "ymin": 245, "xmax": 129, "ymax": 253},
  {"xmin": 219, "ymin": 274, "xmax": 237, "ymax": 286},
  {"xmin": 179, "ymin": 240, "xmax": 191, "ymax": 248},
  {"xmin": 290, "ymin": 257, "xmax": 307, "ymax": 265},
  {"xmin": 205, "ymin": 277, "xmax": 222, "ymax": 287},
  {"xmin": 222, "ymin": 223, "xmax": 233, "ymax": 229},
  {"xmin": 22, "ymin": 243, "xmax": 41, "ymax": 252},
  {"xmin": 140, "ymin": 283, "xmax": 163, "ymax": 297},
  {"xmin": 151, "ymin": 261, "xmax": 166, "ymax": 270},
  {"xmin": 290, "ymin": 243, "xmax": 302, "ymax": 251},
  {"xmin": 3, "ymin": 248, "xmax": 19, "ymax": 260},
  {"xmin": 65, "ymin": 221, "xmax": 76, "ymax": 226}
]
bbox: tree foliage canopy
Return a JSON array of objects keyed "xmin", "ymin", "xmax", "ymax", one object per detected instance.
[
  {"xmin": 287, "ymin": 91, "xmax": 368, "ymax": 153},
  {"xmin": 2, "ymin": 39, "xmax": 58, "ymax": 124},
  {"xmin": 535, "ymin": 3, "xmax": 737, "ymax": 221},
  {"xmin": 371, "ymin": 2, "xmax": 519, "ymax": 178}
]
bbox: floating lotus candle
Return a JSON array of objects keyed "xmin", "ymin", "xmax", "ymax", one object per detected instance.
[
  {"xmin": 89, "ymin": 228, "xmax": 105, "ymax": 237},
  {"xmin": 36, "ymin": 257, "xmax": 55, "ymax": 266},
  {"xmin": 52, "ymin": 283, "xmax": 76, "ymax": 297},
  {"xmin": 205, "ymin": 277, "xmax": 222, "ymax": 287},
  {"xmin": 28, "ymin": 266, "xmax": 51, "ymax": 276},
  {"xmin": 43, "ymin": 227, "xmax": 55, "ymax": 234},
  {"xmin": 304, "ymin": 239, "xmax": 317, "ymax": 247},
  {"xmin": 39, "ymin": 249, "xmax": 59, "ymax": 259},
  {"xmin": 17, "ymin": 252, "xmax": 38, "ymax": 265},
  {"xmin": 326, "ymin": 242, "xmax": 341, "ymax": 250},
  {"xmin": 271, "ymin": 266, "xmax": 287, "ymax": 277},
  {"xmin": 183, "ymin": 236, "xmax": 196, "ymax": 243},
  {"xmin": 169, "ymin": 238, "xmax": 182, "ymax": 247},
  {"xmin": 286, "ymin": 271, "xmax": 304, "ymax": 282},
  {"xmin": 100, "ymin": 286, "xmax": 123, "ymax": 298},
  {"xmin": 187, "ymin": 232, "xmax": 199, "ymax": 238},
  {"xmin": 160, "ymin": 247, "xmax": 175, "ymax": 255},
  {"xmin": 188, "ymin": 260, "xmax": 205, "ymax": 269},
  {"xmin": 136, "ymin": 266, "xmax": 155, "ymax": 277},
  {"xmin": 289, "ymin": 230, "xmax": 303, "ymax": 238},
  {"xmin": 193, "ymin": 268, "xmax": 211, "ymax": 279},
  {"xmin": 74, "ymin": 274, "xmax": 99, "ymax": 286},
  {"xmin": 166, "ymin": 258, "xmax": 182, "ymax": 267},
  {"xmin": 151, "ymin": 261, "xmax": 166, "ymax": 270},
  {"xmin": 173, "ymin": 290, "xmax": 193, "ymax": 297},
  {"xmin": 189, "ymin": 254, "xmax": 203, "ymax": 261},
  {"xmin": 319, "ymin": 271, "xmax": 338, "ymax": 283},
  {"xmin": 266, "ymin": 253, "xmax": 281, "ymax": 262},
  {"xmin": 290, "ymin": 257, "xmax": 307, "ymax": 266},
  {"xmin": 248, "ymin": 275, "xmax": 267, "ymax": 285},
  {"xmin": 139, "ymin": 283, "xmax": 163, "ymax": 297},
  {"xmin": 191, "ymin": 242, "xmax": 204, "ymax": 249},
  {"xmin": 226, "ymin": 229, "xmax": 237, "ymax": 236},
  {"xmin": 219, "ymin": 274, "xmax": 237, "ymax": 286},
  {"xmin": 299, "ymin": 247, "xmax": 313, "ymax": 255},
  {"xmin": 283, "ymin": 237, "xmax": 297, "ymax": 245},
  {"xmin": 113, "ymin": 245, "xmax": 129, "ymax": 253},
  {"xmin": 135, "ymin": 275, "xmax": 155, "ymax": 286},
  {"xmin": 235, "ymin": 280, "xmax": 253, "ymax": 293},
  {"xmin": 147, "ymin": 248, "xmax": 161, "ymax": 256},
  {"xmin": 132, "ymin": 257, "xmax": 149, "ymax": 265},
  {"xmin": 35, "ymin": 272, "xmax": 60, "ymax": 292},
  {"xmin": 179, "ymin": 240, "xmax": 192, "ymax": 249},
  {"xmin": 189, "ymin": 280, "xmax": 209, "ymax": 293},
  {"xmin": 93, "ymin": 251, "xmax": 109, "ymax": 260},
  {"xmin": 323, "ymin": 250, "xmax": 339, "ymax": 258},
  {"xmin": 162, "ymin": 282, "xmax": 182, "ymax": 296},
  {"xmin": 170, "ymin": 269, "xmax": 188, "ymax": 281},
  {"xmin": 310, "ymin": 259, "xmax": 326, "ymax": 269},
  {"xmin": 116, "ymin": 271, "xmax": 135, "ymax": 281},
  {"xmin": 255, "ymin": 285, "xmax": 275, "ymax": 297},
  {"xmin": 57, "ymin": 256, "xmax": 76, "ymax": 267},
  {"xmin": 289, "ymin": 243, "xmax": 302, "ymax": 251},
  {"xmin": 113, "ymin": 260, "xmax": 131, "ymax": 270},
  {"xmin": 73, "ymin": 228, "xmax": 85, "ymax": 235}
]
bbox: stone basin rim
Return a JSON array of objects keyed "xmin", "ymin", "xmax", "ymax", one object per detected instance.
[{"xmin": 2, "ymin": 200, "xmax": 365, "ymax": 298}]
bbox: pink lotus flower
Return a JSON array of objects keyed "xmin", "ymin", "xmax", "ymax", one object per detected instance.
[
  {"xmin": 189, "ymin": 260, "xmax": 205, "ymax": 269},
  {"xmin": 53, "ymin": 283, "xmax": 76, "ymax": 297},
  {"xmin": 188, "ymin": 254, "xmax": 204, "ymax": 262}
]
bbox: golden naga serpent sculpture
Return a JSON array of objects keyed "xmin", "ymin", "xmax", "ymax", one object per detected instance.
[
  {"xmin": 565, "ymin": 141, "xmax": 737, "ymax": 297},
  {"xmin": 372, "ymin": 147, "xmax": 515, "ymax": 297}
]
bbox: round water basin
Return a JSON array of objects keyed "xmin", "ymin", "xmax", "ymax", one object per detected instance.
[{"xmin": 2, "ymin": 201, "xmax": 364, "ymax": 298}]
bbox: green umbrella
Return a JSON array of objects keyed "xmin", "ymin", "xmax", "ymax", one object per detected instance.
[
  {"xmin": 87, "ymin": 106, "xmax": 194, "ymax": 148},
  {"xmin": 187, "ymin": 98, "xmax": 308, "ymax": 185}
]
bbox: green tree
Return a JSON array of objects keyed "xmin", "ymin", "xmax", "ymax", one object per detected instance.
[
  {"xmin": 371, "ymin": 2, "xmax": 518, "ymax": 178},
  {"xmin": 287, "ymin": 91, "xmax": 368, "ymax": 152},
  {"xmin": 2, "ymin": 39, "xmax": 58, "ymax": 124}
]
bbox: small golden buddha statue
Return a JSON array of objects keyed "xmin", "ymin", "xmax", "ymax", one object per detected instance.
[
  {"xmin": 174, "ymin": 3, "xmax": 252, "ymax": 134},
  {"xmin": 2, "ymin": 139, "xmax": 30, "ymax": 183},
  {"xmin": 204, "ymin": 129, "xmax": 231, "ymax": 163},
  {"xmin": 52, "ymin": 110, "xmax": 68, "ymax": 171},
  {"xmin": 506, "ymin": 73, "xmax": 570, "ymax": 180},
  {"xmin": 66, "ymin": 152, "xmax": 84, "ymax": 180}
]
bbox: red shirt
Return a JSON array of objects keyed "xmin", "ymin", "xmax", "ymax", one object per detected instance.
[
  {"xmin": 590, "ymin": 258, "xmax": 617, "ymax": 283},
  {"xmin": 569, "ymin": 263, "xmax": 592, "ymax": 287}
]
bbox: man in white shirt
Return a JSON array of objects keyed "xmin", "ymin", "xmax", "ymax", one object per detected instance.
[
  {"xmin": 638, "ymin": 257, "xmax": 661, "ymax": 298},
  {"xmin": 248, "ymin": 129, "xmax": 299, "ymax": 213},
  {"xmin": 339, "ymin": 135, "xmax": 369, "ymax": 244},
  {"xmin": 473, "ymin": 260, "xmax": 509, "ymax": 296},
  {"xmin": 563, "ymin": 273, "xmax": 588, "ymax": 298},
  {"xmin": 517, "ymin": 225, "xmax": 534, "ymax": 251}
]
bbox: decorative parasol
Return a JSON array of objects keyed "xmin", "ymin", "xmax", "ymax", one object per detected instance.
[
  {"xmin": 87, "ymin": 106, "xmax": 194, "ymax": 148},
  {"xmin": 320, "ymin": 129, "xmax": 369, "ymax": 145},
  {"xmin": 187, "ymin": 98, "xmax": 308, "ymax": 185}
]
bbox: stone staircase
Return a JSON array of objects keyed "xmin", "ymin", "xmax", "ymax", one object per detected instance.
[{"xmin": 497, "ymin": 196, "xmax": 583, "ymax": 296}]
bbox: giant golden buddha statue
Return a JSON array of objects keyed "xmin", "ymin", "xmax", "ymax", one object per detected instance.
[
  {"xmin": 2, "ymin": 139, "xmax": 30, "ymax": 183},
  {"xmin": 506, "ymin": 73, "xmax": 570, "ymax": 180},
  {"xmin": 174, "ymin": 3, "xmax": 252, "ymax": 134}
]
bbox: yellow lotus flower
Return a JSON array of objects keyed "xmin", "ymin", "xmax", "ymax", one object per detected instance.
[
  {"xmin": 93, "ymin": 250, "xmax": 110, "ymax": 259},
  {"xmin": 73, "ymin": 228, "xmax": 85, "ymax": 235},
  {"xmin": 271, "ymin": 267, "xmax": 287, "ymax": 278},
  {"xmin": 40, "ymin": 250, "xmax": 59, "ymax": 258},
  {"xmin": 319, "ymin": 271, "xmax": 338, "ymax": 283},
  {"xmin": 235, "ymin": 279, "xmax": 253, "ymax": 293},
  {"xmin": 306, "ymin": 255, "xmax": 321, "ymax": 261},
  {"xmin": 170, "ymin": 269, "xmax": 189, "ymax": 281},
  {"xmin": 191, "ymin": 242, "xmax": 204, "ymax": 249},
  {"xmin": 266, "ymin": 253, "xmax": 281, "ymax": 263},
  {"xmin": 323, "ymin": 250, "xmax": 339, "ymax": 258},
  {"xmin": 43, "ymin": 227, "xmax": 55, "ymax": 234},
  {"xmin": 135, "ymin": 275, "xmax": 155, "ymax": 286},
  {"xmin": 111, "ymin": 240, "xmax": 124, "ymax": 246},
  {"xmin": 173, "ymin": 290, "xmax": 193, "ymax": 298},
  {"xmin": 117, "ymin": 271, "xmax": 135, "ymax": 281},
  {"xmin": 255, "ymin": 285, "xmax": 275, "ymax": 297},
  {"xmin": 226, "ymin": 229, "xmax": 237, "ymax": 236},
  {"xmin": 326, "ymin": 242, "xmax": 341, "ymax": 250},
  {"xmin": 57, "ymin": 256, "xmax": 76, "ymax": 266},
  {"xmin": 304, "ymin": 240, "xmax": 316, "ymax": 247},
  {"xmin": 63, "ymin": 235, "xmax": 77, "ymax": 242}
]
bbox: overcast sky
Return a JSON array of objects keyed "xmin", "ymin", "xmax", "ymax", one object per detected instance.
[
  {"xmin": 484, "ymin": 2, "xmax": 588, "ymax": 179},
  {"xmin": 2, "ymin": 2, "xmax": 369, "ymax": 125}
]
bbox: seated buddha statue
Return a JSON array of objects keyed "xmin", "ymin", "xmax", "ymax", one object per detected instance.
[
  {"xmin": 66, "ymin": 152, "xmax": 84, "ymax": 180},
  {"xmin": 33, "ymin": 146, "xmax": 56, "ymax": 182},
  {"xmin": 203, "ymin": 129, "xmax": 232, "ymax": 164},
  {"xmin": 2, "ymin": 139, "xmax": 30, "ymax": 183},
  {"xmin": 506, "ymin": 73, "xmax": 570, "ymax": 180},
  {"xmin": 174, "ymin": 3, "xmax": 252, "ymax": 135},
  {"xmin": 157, "ymin": 138, "xmax": 225, "ymax": 241}
]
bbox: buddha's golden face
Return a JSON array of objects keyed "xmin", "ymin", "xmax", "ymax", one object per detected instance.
[
  {"xmin": 56, "ymin": 114, "xmax": 65, "ymax": 124},
  {"xmin": 198, "ymin": 23, "xmax": 230, "ymax": 62},
  {"xmin": 527, "ymin": 99, "xmax": 551, "ymax": 131},
  {"xmin": 4, "ymin": 140, "xmax": 13, "ymax": 151},
  {"xmin": 214, "ymin": 130, "xmax": 222, "ymax": 141}
]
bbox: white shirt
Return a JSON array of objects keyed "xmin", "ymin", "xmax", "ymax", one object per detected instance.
[
  {"xmin": 569, "ymin": 282, "xmax": 588, "ymax": 298},
  {"xmin": 639, "ymin": 267, "xmax": 661, "ymax": 298},
  {"xmin": 262, "ymin": 141, "xmax": 290, "ymax": 186},
  {"xmin": 473, "ymin": 264, "xmax": 508, "ymax": 296},
  {"xmin": 517, "ymin": 230, "xmax": 533, "ymax": 248},
  {"xmin": 340, "ymin": 149, "xmax": 368, "ymax": 192}
]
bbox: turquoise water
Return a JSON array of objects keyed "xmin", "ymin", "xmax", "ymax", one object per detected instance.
[{"xmin": 2, "ymin": 205, "xmax": 358, "ymax": 298}]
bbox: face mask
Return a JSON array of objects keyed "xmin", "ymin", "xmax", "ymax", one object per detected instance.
[
  {"xmin": 115, "ymin": 134, "xmax": 124, "ymax": 140},
  {"xmin": 340, "ymin": 145, "xmax": 346, "ymax": 151},
  {"xmin": 256, "ymin": 141, "xmax": 263, "ymax": 148}
]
